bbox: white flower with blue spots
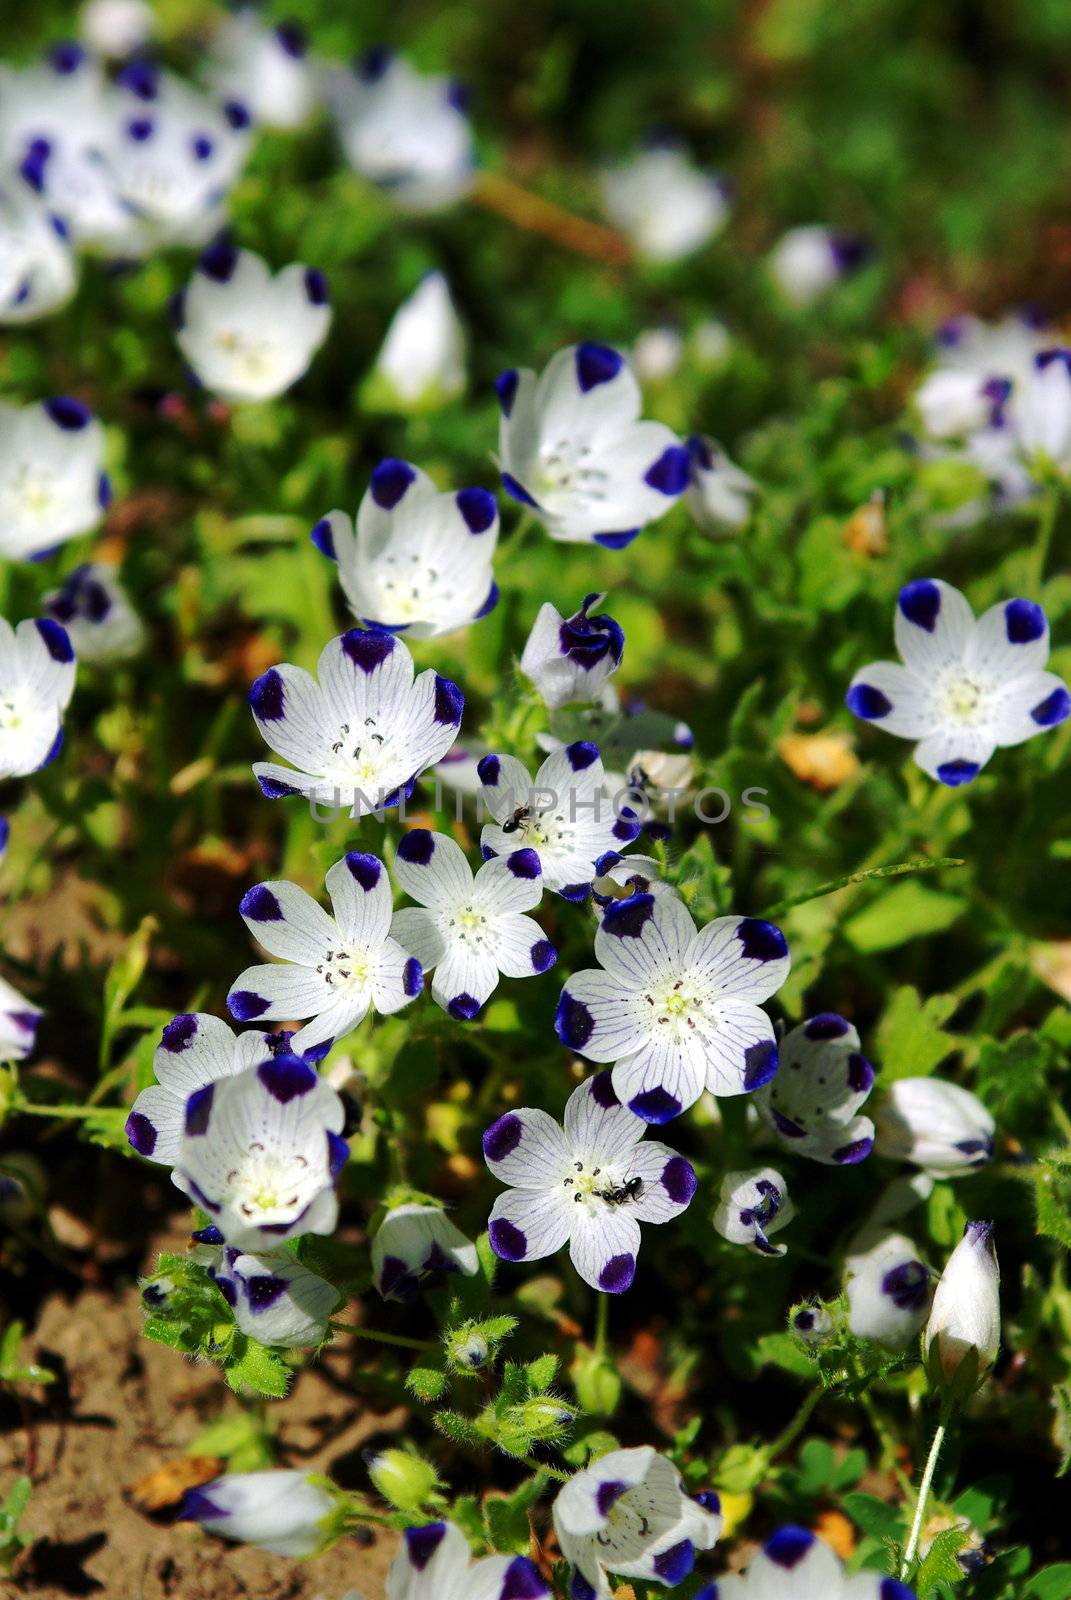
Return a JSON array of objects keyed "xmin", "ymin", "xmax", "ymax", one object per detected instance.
[
  {"xmin": 700, "ymin": 1525, "xmax": 916, "ymax": 1600},
  {"xmin": 713, "ymin": 1167, "xmax": 794, "ymax": 1257},
  {"xmin": 874, "ymin": 1077, "xmax": 994, "ymax": 1178},
  {"xmin": 1017, "ymin": 347, "xmax": 1071, "ymax": 469},
  {"xmin": 555, "ymin": 893, "xmax": 790, "ymax": 1123},
  {"xmin": 477, "ymin": 742, "xmax": 640, "ymax": 901},
  {"xmin": 81, "ymin": 0, "xmax": 153, "ymax": 57},
  {"xmin": 0, "ymin": 616, "xmax": 76, "ymax": 780},
  {"xmin": 248, "ymin": 627, "xmax": 463, "ymax": 812},
  {"xmin": 228, "ymin": 853, "xmax": 424, "ymax": 1055},
  {"xmin": 495, "ymin": 343, "xmax": 690, "ymax": 548},
  {"xmin": 0, "ymin": 396, "xmax": 109, "ymax": 560},
  {"xmin": 0, "ymin": 47, "xmax": 139, "ymax": 256},
  {"xmin": 173, "ymin": 1051, "xmax": 347, "ymax": 1252},
  {"xmin": 125, "ymin": 1011, "xmax": 328, "ymax": 1168},
  {"xmin": 312, "ymin": 461, "xmax": 497, "ymax": 639},
  {"xmin": 328, "ymin": 49, "xmax": 474, "ymax": 212},
  {"xmin": 553, "ymin": 1445, "xmax": 722, "ymax": 1598},
  {"xmin": 210, "ymin": 1246, "xmax": 341, "ymax": 1346},
  {"xmin": 768, "ymin": 226, "xmax": 868, "ymax": 308},
  {"xmin": 372, "ymin": 1201, "xmax": 479, "ymax": 1302},
  {"xmin": 484, "ymin": 1072, "xmax": 697, "ymax": 1295},
  {"xmin": 369, "ymin": 272, "xmax": 466, "ymax": 412},
  {"xmin": 845, "ymin": 1231, "xmax": 932, "ymax": 1350},
  {"xmin": 386, "ymin": 1520, "xmax": 549, "ymax": 1600},
  {"xmin": 179, "ymin": 1469, "xmax": 341, "ymax": 1557},
  {"xmin": 1, "ymin": 184, "xmax": 75, "ymax": 324},
  {"xmin": 91, "ymin": 63, "xmax": 252, "ymax": 255},
  {"xmin": 0, "ymin": 974, "xmax": 43, "ymax": 1063},
  {"xmin": 752, "ymin": 1014, "xmax": 875, "ymax": 1166},
  {"xmin": 206, "ymin": 12, "xmax": 316, "ymax": 131},
  {"xmin": 847, "ymin": 578, "xmax": 1070, "ymax": 785},
  {"xmin": 172, "ymin": 241, "xmax": 331, "ymax": 403},
  {"xmin": 685, "ymin": 436, "xmax": 759, "ymax": 534},
  {"xmin": 599, "ymin": 141, "xmax": 729, "ymax": 263},
  {"xmin": 592, "ymin": 852, "xmax": 675, "ymax": 908},
  {"xmin": 44, "ymin": 563, "xmax": 144, "ymax": 662},
  {"xmin": 520, "ymin": 594, "xmax": 624, "ymax": 711},
  {"xmin": 390, "ymin": 830, "xmax": 555, "ymax": 1022},
  {"xmin": 913, "ymin": 312, "xmax": 1046, "ymax": 440}
]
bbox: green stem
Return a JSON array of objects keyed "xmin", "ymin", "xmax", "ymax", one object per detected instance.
[
  {"xmin": 330, "ymin": 1320, "xmax": 437, "ymax": 1352},
  {"xmin": 594, "ymin": 1293, "xmax": 609, "ymax": 1358},
  {"xmin": 758, "ymin": 857, "xmax": 964, "ymax": 920},
  {"xmin": 519, "ymin": 1455, "xmax": 570, "ymax": 1483},
  {"xmin": 901, "ymin": 1418, "xmax": 947, "ymax": 1578},
  {"xmin": 1034, "ymin": 482, "xmax": 1061, "ymax": 588},
  {"xmin": 11, "ymin": 1100, "xmax": 127, "ymax": 1122},
  {"xmin": 764, "ymin": 1385, "xmax": 823, "ymax": 1462}
]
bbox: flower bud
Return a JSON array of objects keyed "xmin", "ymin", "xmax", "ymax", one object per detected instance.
[
  {"xmin": 874, "ymin": 1078, "xmax": 994, "ymax": 1178},
  {"xmin": 685, "ymin": 435, "xmax": 759, "ymax": 534},
  {"xmin": 366, "ymin": 272, "xmax": 466, "ymax": 413},
  {"xmin": 520, "ymin": 593, "xmax": 624, "ymax": 711},
  {"xmin": 768, "ymin": 225, "xmax": 868, "ymax": 307},
  {"xmin": 365, "ymin": 1446, "xmax": 439, "ymax": 1512},
  {"xmin": 790, "ymin": 1304, "xmax": 834, "ymax": 1346},
  {"xmin": 845, "ymin": 1231, "xmax": 932, "ymax": 1349},
  {"xmin": 179, "ymin": 1469, "xmax": 342, "ymax": 1556},
  {"xmin": 1019, "ymin": 349, "xmax": 1071, "ymax": 468},
  {"xmin": 925, "ymin": 1221, "xmax": 1000, "ymax": 1385},
  {"xmin": 447, "ymin": 1329, "xmax": 489, "ymax": 1370},
  {"xmin": 519, "ymin": 1397, "xmax": 577, "ymax": 1439},
  {"xmin": 713, "ymin": 1167, "xmax": 794, "ymax": 1256}
]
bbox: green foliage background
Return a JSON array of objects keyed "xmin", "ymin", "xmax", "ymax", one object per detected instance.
[{"xmin": 3, "ymin": 0, "xmax": 1071, "ymax": 1594}]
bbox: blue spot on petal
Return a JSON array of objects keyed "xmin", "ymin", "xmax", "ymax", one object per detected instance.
[
  {"xmin": 1032, "ymin": 685, "xmax": 1070, "ymax": 727},
  {"xmin": 1004, "ymin": 598, "xmax": 1046, "ymax": 644},
  {"xmin": 126, "ymin": 1111, "xmax": 157, "ymax": 1155},
  {"xmin": 398, "ymin": 829, "xmax": 435, "ymax": 865},
  {"xmin": 597, "ymin": 1251, "xmax": 635, "ymax": 1292},
  {"xmin": 495, "ymin": 369, "xmax": 519, "ymax": 416},
  {"xmin": 249, "ymin": 668, "xmax": 285, "ymax": 720},
  {"xmin": 592, "ymin": 528, "xmax": 640, "ymax": 549},
  {"xmin": 644, "ymin": 445, "xmax": 690, "ymax": 496},
  {"xmin": 448, "ymin": 992, "xmax": 481, "ymax": 1021},
  {"xmin": 628, "ymin": 1086, "xmax": 682, "ymax": 1123},
  {"xmin": 456, "ymin": 487, "xmax": 497, "ymax": 533},
  {"xmin": 575, "ymin": 341, "xmax": 623, "ymax": 392},
  {"xmin": 652, "ymin": 1540, "xmax": 694, "ymax": 1584},
  {"xmin": 370, "ymin": 458, "xmax": 416, "ymax": 509},
  {"xmin": 184, "ymin": 1083, "xmax": 214, "ymax": 1136},
  {"xmin": 229, "ymin": 989, "xmax": 270, "ymax": 1021},
  {"xmin": 744, "ymin": 1039, "xmax": 779, "ymax": 1089},
  {"xmin": 310, "ymin": 517, "xmax": 336, "ymax": 559},
  {"xmin": 34, "ymin": 618, "xmax": 74, "ymax": 662},
  {"xmin": 489, "ymin": 1217, "xmax": 527, "ymax": 1260},
  {"xmin": 936, "ymin": 759, "xmax": 980, "ymax": 786},
  {"xmin": 899, "ymin": 578, "xmax": 941, "ymax": 633},
  {"xmin": 404, "ymin": 1524, "xmax": 446, "ymax": 1571},
  {"xmin": 483, "ymin": 1113, "xmax": 522, "ymax": 1162},
  {"xmin": 764, "ymin": 1526, "xmax": 815, "ymax": 1569},
  {"xmin": 555, "ymin": 991, "xmax": 593, "ymax": 1050},
  {"xmin": 846, "ymin": 682, "xmax": 893, "ymax": 719},
  {"xmin": 501, "ymin": 472, "xmax": 539, "ymax": 508},
  {"xmin": 240, "ymin": 884, "xmax": 283, "ymax": 921},
  {"xmin": 342, "ymin": 628, "xmax": 395, "ymax": 672}
]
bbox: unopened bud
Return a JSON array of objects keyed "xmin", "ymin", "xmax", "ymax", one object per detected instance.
[
  {"xmin": 364, "ymin": 1446, "xmax": 439, "ymax": 1512},
  {"xmin": 924, "ymin": 1221, "xmax": 1000, "ymax": 1389}
]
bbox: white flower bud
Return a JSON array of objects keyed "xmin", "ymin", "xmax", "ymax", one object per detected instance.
[
  {"xmin": 768, "ymin": 225, "xmax": 866, "ymax": 307},
  {"xmin": 368, "ymin": 272, "xmax": 466, "ymax": 411},
  {"xmin": 874, "ymin": 1078, "xmax": 995, "ymax": 1178},
  {"xmin": 520, "ymin": 594, "xmax": 624, "ymax": 711},
  {"xmin": 179, "ymin": 1469, "xmax": 340, "ymax": 1556},
  {"xmin": 845, "ymin": 1231, "xmax": 932, "ymax": 1349},
  {"xmin": 714, "ymin": 1167, "xmax": 794, "ymax": 1256},
  {"xmin": 925, "ymin": 1221, "xmax": 1000, "ymax": 1382},
  {"xmin": 790, "ymin": 1304, "xmax": 834, "ymax": 1345},
  {"xmin": 1018, "ymin": 349, "xmax": 1071, "ymax": 469}
]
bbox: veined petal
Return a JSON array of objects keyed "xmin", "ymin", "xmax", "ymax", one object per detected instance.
[
  {"xmin": 387, "ymin": 1521, "xmax": 472, "ymax": 1600},
  {"xmin": 568, "ymin": 1205, "xmax": 641, "ymax": 1292},
  {"xmin": 991, "ymin": 669, "xmax": 1070, "ymax": 746},
  {"xmin": 626, "ymin": 1143, "xmax": 697, "ymax": 1223},
  {"xmin": 488, "ymin": 1187, "xmax": 573, "ymax": 1263},
  {"xmin": 371, "ymin": 936, "xmax": 423, "ymax": 1015},
  {"xmin": 845, "ymin": 660, "xmax": 934, "ymax": 738},
  {"xmin": 968, "ymin": 596, "xmax": 1051, "ymax": 678},
  {"xmin": 563, "ymin": 1074, "xmax": 646, "ymax": 1161},
  {"xmin": 483, "ymin": 1106, "xmax": 571, "ymax": 1187},
  {"xmin": 390, "ymin": 907, "xmax": 447, "ymax": 970},
  {"xmin": 494, "ymin": 913, "xmax": 555, "ymax": 978},
  {"xmin": 393, "ymin": 827, "xmax": 474, "ymax": 907},
  {"xmin": 325, "ymin": 852, "xmax": 392, "ymax": 946},
  {"xmin": 238, "ymin": 879, "xmax": 336, "ymax": 963},
  {"xmin": 688, "ymin": 915, "xmax": 790, "ymax": 1003},
  {"xmin": 249, "ymin": 663, "xmax": 332, "ymax": 770},
  {"xmin": 912, "ymin": 727, "xmax": 996, "ymax": 786},
  {"xmin": 594, "ymin": 891, "xmax": 696, "ymax": 984},
  {"xmin": 431, "ymin": 943, "xmax": 500, "ymax": 1016},
  {"xmin": 893, "ymin": 578, "xmax": 975, "ymax": 675},
  {"xmin": 474, "ymin": 853, "xmax": 544, "ymax": 916},
  {"xmin": 555, "ymin": 968, "xmax": 644, "ymax": 1062},
  {"xmin": 228, "ymin": 962, "xmax": 333, "ymax": 1023},
  {"xmin": 704, "ymin": 999, "xmax": 780, "ymax": 1096},
  {"xmin": 610, "ymin": 1034, "xmax": 707, "ymax": 1123}
]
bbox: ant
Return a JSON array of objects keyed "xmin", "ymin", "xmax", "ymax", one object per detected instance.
[
  {"xmin": 594, "ymin": 1176, "xmax": 644, "ymax": 1206},
  {"xmin": 502, "ymin": 805, "xmax": 532, "ymax": 834}
]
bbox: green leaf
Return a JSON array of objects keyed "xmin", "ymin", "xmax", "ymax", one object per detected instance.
[
  {"xmin": 1024, "ymin": 1565, "xmax": 1071, "ymax": 1600},
  {"xmin": 875, "ymin": 987, "xmax": 959, "ymax": 1079},
  {"xmin": 223, "ymin": 1336, "xmax": 292, "ymax": 1399},
  {"xmin": 843, "ymin": 1491, "xmax": 905, "ymax": 1542},
  {"xmin": 844, "ymin": 879, "xmax": 966, "ymax": 954},
  {"xmin": 524, "ymin": 1353, "xmax": 559, "ymax": 1392},
  {"xmin": 756, "ymin": 1332, "xmax": 817, "ymax": 1379},
  {"xmin": 914, "ymin": 1525, "xmax": 969, "ymax": 1595},
  {"xmin": 1036, "ymin": 1159, "xmax": 1071, "ymax": 1250},
  {"xmin": 433, "ymin": 1410, "xmax": 487, "ymax": 1449}
]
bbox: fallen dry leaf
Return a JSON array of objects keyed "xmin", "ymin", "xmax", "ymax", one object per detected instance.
[
  {"xmin": 777, "ymin": 729, "xmax": 860, "ymax": 791},
  {"xmin": 126, "ymin": 1456, "xmax": 224, "ymax": 1516}
]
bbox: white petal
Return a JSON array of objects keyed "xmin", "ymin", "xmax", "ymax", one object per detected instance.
[
  {"xmin": 610, "ymin": 1034, "xmax": 708, "ymax": 1120},
  {"xmin": 568, "ymin": 1206, "xmax": 642, "ymax": 1292},
  {"xmin": 239, "ymin": 880, "xmax": 336, "ymax": 964},
  {"xmin": 325, "ymin": 852, "xmax": 392, "ymax": 946},
  {"xmin": 594, "ymin": 891, "xmax": 696, "ymax": 984},
  {"xmin": 688, "ymin": 916, "xmax": 791, "ymax": 1003},
  {"xmin": 893, "ymin": 578, "xmax": 975, "ymax": 675},
  {"xmin": 488, "ymin": 1187, "xmax": 573, "ymax": 1261},
  {"xmin": 483, "ymin": 1106, "xmax": 570, "ymax": 1187},
  {"xmin": 563, "ymin": 1074, "xmax": 646, "ymax": 1161},
  {"xmin": 386, "ymin": 1520, "xmax": 472, "ymax": 1600},
  {"xmin": 393, "ymin": 829, "xmax": 474, "ymax": 908},
  {"xmin": 846, "ymin": 660, "xmax": 935, "ymax": 739},
  {"xmin": 390, "ymin": 907, "xmax": 447, "ymax": 971}
]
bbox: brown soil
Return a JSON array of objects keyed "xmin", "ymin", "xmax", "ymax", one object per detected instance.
[{"xmin": 2, "ymin": 1249, "xmax": 401, "ymax": 1600}]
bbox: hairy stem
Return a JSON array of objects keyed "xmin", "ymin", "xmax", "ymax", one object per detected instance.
[
  {"xmin": 331, "ymin": 1320, "xmax": 437, "ymax": 1352},
  {"xmin": 901, "ymin": 1418, "xmax": 947, "ymax": 1577}
]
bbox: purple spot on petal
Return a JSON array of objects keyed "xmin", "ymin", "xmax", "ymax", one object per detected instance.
[
  {"xmin": 575, "ymin": 341, "xmax": 623, "ymax": 392},
  {"xmin": 477, "ymin": 753, "xmax": 501, "ymax": 786},
  {"xmin": 833, "ymin": 1135, "xmax": 874, "ymax": 1164},
  {"xmin": 161, "ymin": 1013, "xmax": 198, "ymax": 1052},
  {"xmin": 596, "ymin": 1479, "xmax": 628, "ymax": 1516},
  {"xmin": 1004, "ymin": 598, "xmax": 1046, "ymax": 644},
  {"xmin": 628, "ymin": 1087, "xmax": 681, "ymax": 1124},
  {"xmin": 597, "ymin": 1251, "xmax": 635, "ymax": 1292},
  {"xmin": 660, "ymin": 1155, "xmax": 696, "ymax": 1205},
  {"xmin": 500, "ymin": 1556, "xmax": 548, "ymax": 1600},
  {"xmin": 744, "ymin": 1039, "xmax": 779, "ymax": 1089},
  {"xmin": 765, "ymin": 1526, "xmax": 815, "ymax": 1569},
  {"xmin": 434, "ymin": 675, "xmax": 464, "ymax": 725},
  {"xmin": 555, "ymin": 991, "xmax": 593, "ymax": 1050},
  {"xmin": 184, "ymin": 1083, "xmax": 214, "ymax": 1136},
  {"xmin": 34, "ymin": 618, "xmax": 74, "ymax": 662},
  {"xmin": 345, "ymin": 851, "xmax": 381, "ymax": 891},
  {"xmin": 804, "ymin": 1012, "xmax": 850, "ymax": 1040},
  {"xmin": 44, "ymin": 395, "xmax": 91, "ymax": 431},
  {"xmin": 495, "ymin": 369, "xmax": 519, "ymax": 415},
  {"xmin": 456, "ymin": 487, "xmax": 497, "ymax": 533},
  {"xmin": 483, "ymin": 1113, "xmax": 523, "ymax": 1163},
  {"xmin": 370, "ymin": 458, "xmax": 416, "ymax": 509},
  {"xmin": 899, "ymin": 578, "xmax": 941, "ymax": 633},
  {"xmin": 507, "ymin": 847, "xmax": 541, "ymax": 879},
  {"xmin": 501, "ymin": 472, "xmax": 539, "ymax": 508},
  {"xmin": 249, "ymin": 668, "xmax": 285, "ymax": 721},
  {"xmin": 257, "ymin": 1056, "xmax": 317, "ymax": 1102},
  {"xmin": 310, "ymin": 517, "xmax": 336, "ymax": 559},
  {"xmin": 601, "ymin": 892, "xmax": 654, "ymax": 939},
  {"xmin": 652, "ymin": 1541, "xmax": 694, "ymax": 1584},
  {"xmin": 530, "ymin": 939, "xmax": 556, "ymax": 972},
  {"xmin": 403, "ymin": 957, "xmax": 423, "ymax": 996},
  {"xmin": 565, "ymin": 739, "xmax": 598, "ymax": 771},
  {"xmin": 936, "ymin": 759, "xmax": 980, "ymax": 786},
  {"xmin": 589, "ymin": 1071, "xmax": 619, "ymax": 1108},
  {"xmin": 404, "ymin": 1523, "xmax": 446, "ymax": 1571},
  {"xmin": 126, "ymin": 1111, "xmax": 157, "ymax": 1155},
  {"xmin": 847, "ymin": 1052, "xmax": 875, "ymax": 1093},
  {"xmin": 448, "ymin": 992, "xmax": 481, "ymax": 1021},
  {"xmin": 240, "ymin": 884, "xmax": 283, "ymax": 921},
  {"xmin": 847, "ymin": 682, "xmax": 893, "ymax": 720},
  {"xmin": 304, "ymin": 267, "xmax": 329, "ymax": 306},
  {"xmin": 342, "ymin": 627, "xmax": 396, "ymax": 672},
  {"xmin": 1032, "ymin": 685, "xmax": 1070, "ymax": 727},
  {"xmin": 489, "ymin": 1216, "xmax": 527, "ymax": 1260},
  {"xmin": 644, "ymin": 445, "xmax": 690, "ymax": 496}
]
